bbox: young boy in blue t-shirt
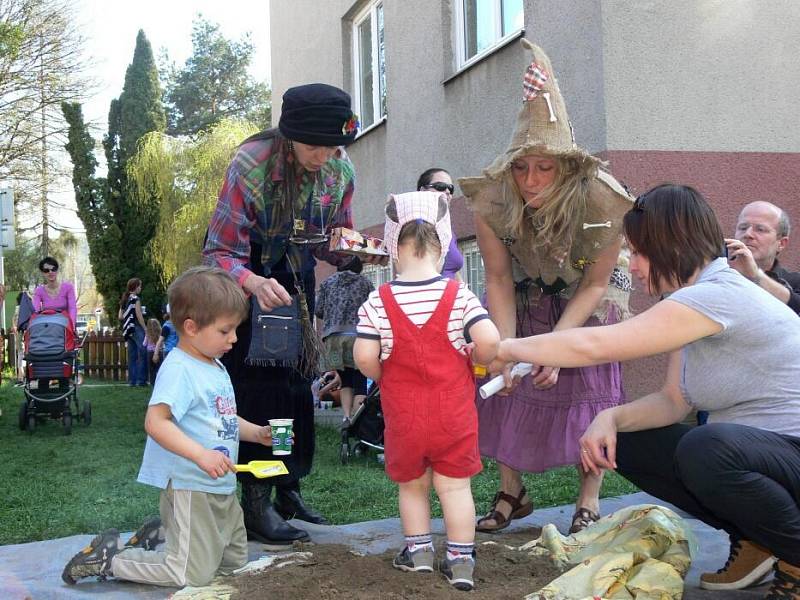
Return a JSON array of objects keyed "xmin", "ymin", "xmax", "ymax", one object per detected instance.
[{"xmin": 62, "ymin": 266, "xmax": 275, "ymax": 588}]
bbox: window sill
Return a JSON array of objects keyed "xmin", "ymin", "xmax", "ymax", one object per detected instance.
[
  {"xmin": 442, "ymin": 29, "xmax": 525, "ymax": 86},
  {"xmin": 355, "ymin": 115, "xmax": 387, "ymax": 140}
]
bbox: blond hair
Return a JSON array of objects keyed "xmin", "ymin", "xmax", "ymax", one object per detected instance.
[
  {"xmin": 145, "ymin": 318, "xmax": 161, "ymax": 344},
  {"xmin": 498, "ymin": 155, "xmax": 596, "ymax": 258},
  {"xmin": 168, "ymin": 266, "xmax": 248, "ymax": 335}
]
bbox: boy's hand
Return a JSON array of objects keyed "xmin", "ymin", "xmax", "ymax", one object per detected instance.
[
  {"xmin": 254, "ymin": 425, "xmax": 296, "ymax": 447},
  {"xmin": 254, "ymin": 425, "xmax": 273, "ymax": 446},
  {"xmin": 196, "ymin": 449, "xmax": 234, "ymax": 479}
]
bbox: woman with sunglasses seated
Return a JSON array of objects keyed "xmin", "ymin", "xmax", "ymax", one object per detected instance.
[
  {"xmin": 417, "ymin": 168, "xmax": 463, "ymax": 280},
  {"xmin": 496, "ymin": 183, "xmax": 800, "ymax": 598},
  {"xmin": 460, "ymin": 40, "xmax": 633, "ymax": 535},
  {"xmin": 33, "ymin": 256, "xmax": 77, "ymax": 326}
]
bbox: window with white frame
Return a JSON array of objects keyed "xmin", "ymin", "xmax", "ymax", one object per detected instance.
[
  {"xmin": 362, "ymin": 262, "xmax": 393, "ymax": 289},
  {"xmin": 455, "ymin": 0, "xmax": 524, "ymax": 67},
  {"xmin": 459, "ymin": 238, "xmax": 486, "ymax": 300},
  {"xmin": 352, "ymin": 1, "xmax": 386, "ymax": 130}
]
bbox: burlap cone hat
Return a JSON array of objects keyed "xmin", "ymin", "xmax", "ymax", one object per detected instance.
[{"xmin": 465, "ymin": 38, "xmax": 601, "ymax": 187}]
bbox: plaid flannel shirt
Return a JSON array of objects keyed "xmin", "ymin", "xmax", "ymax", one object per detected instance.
[{"xmin": 203, "ymin": 132, "xmax": 355, "ymax": 285}]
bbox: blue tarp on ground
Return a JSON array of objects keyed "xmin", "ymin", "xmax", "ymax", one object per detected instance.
[{"xmin": 0, "ymin": 492, "xmax": 769, "ymax": 599}]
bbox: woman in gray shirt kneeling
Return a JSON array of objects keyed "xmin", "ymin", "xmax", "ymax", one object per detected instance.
[{"xmin": 494, "ymin": 183, "xmax": 800, "ymax": 599}]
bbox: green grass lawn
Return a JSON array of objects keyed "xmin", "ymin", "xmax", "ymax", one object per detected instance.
[{"xmin": 0, "ymin": 377, "xmax": 637, "ymax": 546}]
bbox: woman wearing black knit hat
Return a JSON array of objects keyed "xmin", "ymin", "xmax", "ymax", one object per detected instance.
[{"xmin": 203, "ymin": 83, "xmax": 375, "ymax": 545}]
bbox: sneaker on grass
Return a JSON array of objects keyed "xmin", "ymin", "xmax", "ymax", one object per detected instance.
[
  {"xmin": 439, "ymin": 553, "xmax": 475, "ymax": 591},
  {"xmin": 392, "ymin": 546, "xmax": 435, "ymax": 573},
  {"xmin": 124, "ymin": 516, "xmax": 165, "ymax": 551},
  {"xmin": 62, "ymin": 529, "xmax": 122, "ymax": 585}
]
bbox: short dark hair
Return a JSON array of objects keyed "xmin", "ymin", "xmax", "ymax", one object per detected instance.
[
  {"xmin": 168, "ymin": 266, "xmax": 248, "ymax": 335},
  {"xmin": 624, "ymin": 184, "xmax": 723, "ymax": 295},
  {"xmin": 416, "ymin": 168, "xmax": 450, "ymax": 191},
  {"xmin": 38, "ymin": 256, "xmax": 58, "ymax": 271}
]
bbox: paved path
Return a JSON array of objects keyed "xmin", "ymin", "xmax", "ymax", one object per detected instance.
[{"xmin": 0, "ymin": 492, "xmax": 769, "ymax": 599}]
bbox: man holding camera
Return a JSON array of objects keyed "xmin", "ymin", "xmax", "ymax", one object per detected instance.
[{"xmin": 725, "ymin": 201, "xmax": 800, "ymax": 315}]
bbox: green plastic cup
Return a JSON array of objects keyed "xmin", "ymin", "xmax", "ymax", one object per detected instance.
[{"xmin": 269, "ymin": 419, "xmax": 293, "ymax": 456}]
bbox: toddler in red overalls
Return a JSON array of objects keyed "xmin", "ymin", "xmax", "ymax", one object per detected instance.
[{"xmin": 355, "ymin": 191, "xmax": 500, "ymax": 591}]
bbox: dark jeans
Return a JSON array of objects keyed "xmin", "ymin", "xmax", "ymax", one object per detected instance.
[
  {"xmin": 126, "ymin": 327, "xmax": 147, "ymax": 385},
  {"xmin": 146, "ymin": 349, "xmax": 159, "ymax": 385},
  {"xmin": 616, "ymin": 422, "xmax": 800, "ymax": 565}
]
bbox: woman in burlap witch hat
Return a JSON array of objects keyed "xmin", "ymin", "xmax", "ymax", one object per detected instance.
[{"xmin": 460, "ymin": 39, "xmax": 634, "ymax": 535}]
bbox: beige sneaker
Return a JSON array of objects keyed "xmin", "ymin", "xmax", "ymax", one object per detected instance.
[
  {"xmin": 765, "ymin": 560, "xmax": 800, "ymax": 599},
  {"xmin": 700, "ymin": 538, "xmax": 776, "ymax": 590}
]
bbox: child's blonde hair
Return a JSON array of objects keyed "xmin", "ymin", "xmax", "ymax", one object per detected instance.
[
  {"xmin": 168, "ymin": 266, "xmax": 248, "ymax": 335},
  {"xmin": 145, "ymin": 318, "xmax": 161, "ymax": 343}
]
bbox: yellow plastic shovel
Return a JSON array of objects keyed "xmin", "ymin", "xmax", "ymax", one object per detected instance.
[{"xmin": 234, "ymin": 460, "xmax": 289, "ymax": 478}]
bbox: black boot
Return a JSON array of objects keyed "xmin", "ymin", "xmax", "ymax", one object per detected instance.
[
  {"xmin": 241, "ymin": 481, "xmax": 309, "ymax": 544},
  {"xmin": 274, "ymin": 480, "xmax": 330, "ymax": 525}
]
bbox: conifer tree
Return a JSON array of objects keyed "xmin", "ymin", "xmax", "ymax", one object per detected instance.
[
  {"xmin": 63, "ymin": 30, "xmax": 166, "ymax": 321},
  {"xmin": 103, "ymin": 30, "xmax": 166, "ymax": 317}
]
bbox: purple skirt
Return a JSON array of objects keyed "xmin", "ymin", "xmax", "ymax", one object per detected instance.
[{"xmin": 477, "ymin": 292, "xmax": 625, "ymax": 473}]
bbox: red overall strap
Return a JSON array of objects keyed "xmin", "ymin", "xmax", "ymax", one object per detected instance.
[{"xmin": 378, "ymin": 278, "xmax": 460, "ymax": 339}]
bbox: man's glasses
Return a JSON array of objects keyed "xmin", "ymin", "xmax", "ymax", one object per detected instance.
[
  {"xmin": 41, "ymin": 266, "xmax": 58, "ymax": 273},
  {"xmin": 735, "ymin": 222, "xmax": 777, "ymax": 236},
  {"xmin": 425, "ymin": 182, "xmax": 455, "ymax": 195}
]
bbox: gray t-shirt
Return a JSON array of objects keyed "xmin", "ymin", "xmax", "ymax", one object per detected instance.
[{"xmin": 668, "ymin": 258, "xmax": 800, "ymax": 436}]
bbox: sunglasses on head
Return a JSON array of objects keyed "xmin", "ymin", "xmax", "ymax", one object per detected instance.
[
  {"xmin": 41, "ymin": 266, "xmax": 58, "ymax": 273},
  {"xmin": 425, "ymin": 182, "xmax": 454, "ymax": 194}
]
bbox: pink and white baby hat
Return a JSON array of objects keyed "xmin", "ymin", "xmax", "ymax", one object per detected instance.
[{"xmin": 384, "ymin": 191, "xmax": 452, "ymax": 269}]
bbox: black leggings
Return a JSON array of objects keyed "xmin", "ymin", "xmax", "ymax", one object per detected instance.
[
  {"xmin": 616, "ymin": 422, "xmax": 800, "ymax": 564},
  {"xmin": 337, "ymin": 367, "xmax": 367, "ymax": 396}
]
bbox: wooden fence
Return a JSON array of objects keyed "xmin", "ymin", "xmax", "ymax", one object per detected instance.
[{"xmin": 4, "ymin": 329, "xmax": 131, "ymax": 382}]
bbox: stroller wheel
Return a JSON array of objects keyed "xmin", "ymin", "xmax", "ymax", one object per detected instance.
[
  {"xmin": 18, "ymin": 401, "xmax": 28, "ymax": 431},
  {"xmin": 63, "ymin": 412, "xmax": 72, "ymax": 436},
  {"xmin": 340, "ymin": 442, "xmax": 350, "ymax": 465},
  {"xmin": 82, "ymin": 400, "xmax": 92, "ymax": 426},
  {"xmin": 27, "ymin": 413, "xmax": 36, "ymax": 434}
]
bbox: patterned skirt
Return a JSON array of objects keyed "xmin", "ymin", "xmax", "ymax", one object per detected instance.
[{"xmin": 476, "ymin": 291, "xmax": 625, "ymax": 473}]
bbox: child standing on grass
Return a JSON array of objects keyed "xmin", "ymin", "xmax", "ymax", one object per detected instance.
[
  {"xmin": 354, "ymin": 191, "xmax": 500, "ymax": 591},
  {"xmin": 62, "ymin": 266, "xmax": 276, "ymax": 588},
  {"xmin": 154, "ymin": 306, "xmax": 179, "ymax": 364},
  {"xmin": 144, "ymin": 317, "xmax": 162, "ymax": 385}
]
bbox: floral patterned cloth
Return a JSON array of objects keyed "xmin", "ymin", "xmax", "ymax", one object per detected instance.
[
  {"xmin": 315, "ymin": 271, "xmax": 374, "ymax": 338},
  {"xmin": 522, "ymin": 504, "xmax": 695, "ymax": 600}
]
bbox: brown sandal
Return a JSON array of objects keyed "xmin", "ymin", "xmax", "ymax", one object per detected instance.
[
  {"xmin": 569, "ymin": 507, "xmax": 600, "ymax": 534},
  {"xmin": 475, "ymin": 486, "xmax": 534, "ymax": 532}
]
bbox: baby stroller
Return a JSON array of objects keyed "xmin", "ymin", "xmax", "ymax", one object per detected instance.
[
  {"xmin": 340, "ymin": 384, "xmax": 384, "ymax": 464},
  {"xmin": 18, "ymin": 310, "xmax": 90, "ymax": 435}
]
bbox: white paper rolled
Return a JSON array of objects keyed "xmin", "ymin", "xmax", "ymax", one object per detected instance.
[{"xmin": 478, "ymin": 363, "xmax": 534, "ymax": 399}]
